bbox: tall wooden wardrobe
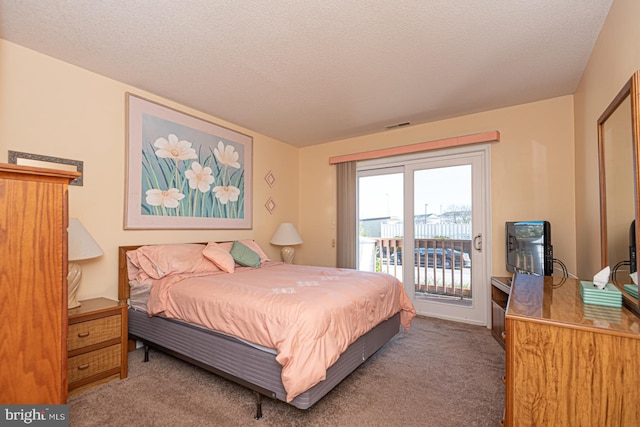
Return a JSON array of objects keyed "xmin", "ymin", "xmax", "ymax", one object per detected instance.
[{"xmin": 0, "ymin": 163, "xmax": 79, "ymax": 403}]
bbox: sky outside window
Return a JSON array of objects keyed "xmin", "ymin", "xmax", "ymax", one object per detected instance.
[{"xmin": 358, "ymin": 166, "xmax": 471, "ymax": 220}]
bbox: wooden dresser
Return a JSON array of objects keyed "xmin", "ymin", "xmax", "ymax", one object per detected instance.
[
  {"xmin": 504, "ymin": 274, "xmax": 640, "ymax": 425},
  {"xmin": 0, "ymin": 163, "xmax": 79, "ymax": 404},
  {"xmin": 68, "ymin": 298, "xmax": 128, "ymax": 396},
  {"xmin": 491, "ymin": 276, "xmax": 511, "ymax": 349}
]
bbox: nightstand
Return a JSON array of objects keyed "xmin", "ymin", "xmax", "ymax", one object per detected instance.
[{"xmin": 68, "ymin": 298, "xmax": 128, "ymax": 396}]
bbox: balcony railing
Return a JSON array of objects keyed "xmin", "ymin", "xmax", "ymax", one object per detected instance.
[{"xmin": 375, "ymin": 238, "xmax": 472, "ymax": 299}]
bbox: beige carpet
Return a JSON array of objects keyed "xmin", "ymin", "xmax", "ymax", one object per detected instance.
[{"xmin": 69, "ymin": 316, "xmax": 505, "ymax": 426}]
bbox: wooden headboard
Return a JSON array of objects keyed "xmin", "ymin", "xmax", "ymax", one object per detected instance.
[
  {"xmin": 118, "ymin": 245, "xmax": 145, "ymax": 302},
  {"xmin": 117, "ymin": 242, "xmax": 216, "ymax": 302}
]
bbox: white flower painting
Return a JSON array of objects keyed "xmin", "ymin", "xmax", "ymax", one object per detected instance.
[{"xmin": 126, "ymin": 94, "xmax": 252, "ymax": 229}]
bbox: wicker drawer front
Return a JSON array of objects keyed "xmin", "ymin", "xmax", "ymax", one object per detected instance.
[
  {"xmin": 68, "ymin": 315, "xmax": 121, "ymax": 351},
  {"xmin": 68, "ymin": 344, "xmax": 121, "ymax": 384}
]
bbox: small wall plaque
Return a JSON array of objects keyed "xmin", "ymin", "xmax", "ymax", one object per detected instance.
[
  {"xmin": 265, "ymin": 197, "xmax": 277, "ymax": 214},
  {"xmin": 264, "ymin": 170, "xmax": 276, "ymax": 188},
  {"xmin": 8, "ymin": 151, "xmax": 83, "ymax": 186}
]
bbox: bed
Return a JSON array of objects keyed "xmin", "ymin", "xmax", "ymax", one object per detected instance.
[{"xmin": 117, "ymin": 241, "xmax": 416, "ymax": 419}]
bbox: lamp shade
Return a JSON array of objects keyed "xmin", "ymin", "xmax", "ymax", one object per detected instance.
[
  {"xmin": 68, "ymin": 218, "xmax": 104, "ymax": 261},
  {"xmin": 270, "ymin": 223, "xmax": 303, "ymax": 246}
]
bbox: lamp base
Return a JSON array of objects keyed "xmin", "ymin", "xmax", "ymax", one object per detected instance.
[
  {"xmin": 281, "ymin": 246, "xmax": 296, "ymax": 264},
  {"xmin": 68, "ymin": 262, "xmax": 82, "ymax": 309}
]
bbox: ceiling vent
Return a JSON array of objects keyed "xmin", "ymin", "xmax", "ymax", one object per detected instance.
[{"xmin": 385, "ymin": 121, "xmax": 411, "ymax": 130}]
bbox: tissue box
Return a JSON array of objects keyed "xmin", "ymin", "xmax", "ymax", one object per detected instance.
[
  {"xmin": 624, "ymin": 284, "xmax": 638, "ymax": 299},
  {"xmin": 579, "ymin": 281, "xmax": 622, "ymax": 307},
  {"xmin": 582, "ymin": 303, "xmax": 623, "ymax": 323}
]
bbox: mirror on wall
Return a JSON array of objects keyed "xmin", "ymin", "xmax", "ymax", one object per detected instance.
[{"xmin": 598, "ymin": 70, "xmax": 640, "ymax": 316}]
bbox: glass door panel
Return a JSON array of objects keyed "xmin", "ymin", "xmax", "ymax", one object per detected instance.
[
  {"xmin": 413, "ymin": 165, "xmax": 472, "ymax": 305},
  {"xmin": 357, "ymin": 169, "xmax": 403, "ymax": 274},
  {"xmin": 405, "ymin": 149, "xmax": 488, "ymax": 325},
  {"xmin": 358, "ymin": 146, "xmax": 489, "ymax": 325}
]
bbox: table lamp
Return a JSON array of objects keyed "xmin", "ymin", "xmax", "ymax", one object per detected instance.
[
  {"xmin": 67, "ymin": 218, "xmax": 104, "ymax": 309},
  {"xmin": 270, "ymin": 223, "xmax": 303, "ymax": 264}
]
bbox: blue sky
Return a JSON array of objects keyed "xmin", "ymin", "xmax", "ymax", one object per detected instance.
[{"xmin": 358, "ymin": 165, "xmax": 471, "ymax": 219}]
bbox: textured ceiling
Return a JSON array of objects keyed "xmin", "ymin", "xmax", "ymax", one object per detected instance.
[{"xmin": 0, "ymin": 1, "xmax": 613, "ymax": 147}]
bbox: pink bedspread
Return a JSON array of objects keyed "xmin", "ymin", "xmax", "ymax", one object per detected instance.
[{"xmin": 146, "ymin": 262, "xmax": 416, "ymax": 401}]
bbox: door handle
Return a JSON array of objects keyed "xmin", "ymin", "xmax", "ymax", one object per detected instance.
[{"xmin": 473, "ymin": 233, "xmax": 482, "ymax": 252}]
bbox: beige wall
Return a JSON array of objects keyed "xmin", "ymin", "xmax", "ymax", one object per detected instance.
[
  {"xmin": 298, "ymin": 96, "xmax": 577, "ymax": 277},
  {"xmin": 0, "ymin": 40, "xmax": 299, "ymax": 301},
  {"xmin": 3, "ymin": 0, "xmax": 637, "ymax": 302},
  {"xmin": 574, "ymin": 0, "xmax": 640, "ymax": 279}
]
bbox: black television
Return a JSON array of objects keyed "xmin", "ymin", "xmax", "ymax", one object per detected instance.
[{"xmin": 505, "ymin": 221, "xmax": 553, "ymax": 276}]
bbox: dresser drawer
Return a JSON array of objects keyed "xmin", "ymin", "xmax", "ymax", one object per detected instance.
[
  {"xmin": 68, "ymin": 344, "xmax": 121, "ymax": 384},
  {"xmin": 68, "ymin": 315, "xmax": 121, "ymax": 351}
]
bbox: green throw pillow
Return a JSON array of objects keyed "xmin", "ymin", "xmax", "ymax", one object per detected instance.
[{"xmin": 230, "ymin": 241, "xmax": 261, "ymax": 268}]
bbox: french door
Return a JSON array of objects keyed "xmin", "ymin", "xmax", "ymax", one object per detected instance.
[{"xmin": 357, "ymin": 145, "xmax": 491, "ymax": 325}]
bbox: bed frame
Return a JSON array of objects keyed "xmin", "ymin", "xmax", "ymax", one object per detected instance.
[{"xmin": 117, "ymin": 244, "xmax": 401, "ymax": 419}]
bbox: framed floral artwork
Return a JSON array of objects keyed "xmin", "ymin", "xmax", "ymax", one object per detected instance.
[{"xmin": 125, "ymin": 93, "xmax": 252, "ymax": 229}]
